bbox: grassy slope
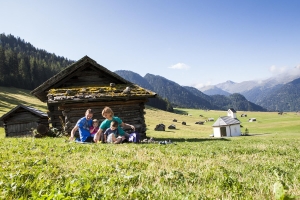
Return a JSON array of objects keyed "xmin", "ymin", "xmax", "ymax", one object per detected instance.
[
  {"xmin": 0, "ymin": 86, "xmax": 47, "ymax": 115},
  {"xmin": 145, "ymin": 107, "xmax": 300, "ymax": 140},
  {"xmin": 1, "ymin": 87, "xmax": 300, "ymax": 199},
  {"xmin": 0, "ymin": 86, "xmax": 47, "ymax": 138}
]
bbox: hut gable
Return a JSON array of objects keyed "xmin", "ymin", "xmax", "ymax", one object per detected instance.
[
  {"xmin": 31, "ymin": 55, "xmax": 139, "ymax": 102},
  {"xmin": 0, "ymin": 104, "xmax": 48, "ymax": 137}
]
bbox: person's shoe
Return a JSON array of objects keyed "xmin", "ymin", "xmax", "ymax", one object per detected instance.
[{"xmin": 142, "ymin": 138, "xmax": 148, "ymax": 143}]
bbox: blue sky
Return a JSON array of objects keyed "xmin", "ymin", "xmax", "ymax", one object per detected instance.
[{"xmin": 1, "ymin": 0, "xmax": 300, "ymax": 88}]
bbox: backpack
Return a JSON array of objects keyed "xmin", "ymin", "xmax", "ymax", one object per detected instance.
[{"xmin": 128, "ymin": 132, "xmax": 141, "ymax": 143}]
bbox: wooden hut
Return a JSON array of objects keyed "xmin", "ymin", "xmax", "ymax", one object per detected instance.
[
  {"xmin": 0, "ymin": 104, "xmax": 48, "ymax": 137},
  {"xmin": 31, "ymin": 56, "xmax": 156, "ymax": 138}
]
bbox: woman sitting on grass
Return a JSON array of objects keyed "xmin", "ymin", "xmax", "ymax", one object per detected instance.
[{"xmin": 94, "ymin": 106, "xmax": 135, "ymax": 143}]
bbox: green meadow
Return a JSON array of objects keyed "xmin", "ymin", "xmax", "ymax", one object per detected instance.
[{"xmin": 0, "ymin": 86, "xmax": 300, "ymax": 199}]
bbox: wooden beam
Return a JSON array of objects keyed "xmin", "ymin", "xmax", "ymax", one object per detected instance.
[{"xmin": 58, "ymin": 100, "xmax": 146, "ymax": 110}]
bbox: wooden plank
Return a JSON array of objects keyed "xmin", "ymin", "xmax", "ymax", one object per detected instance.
[
  {"xmin": 6, "ymin": 122, "xmax": 38, "ymax": 133},
  {"xmin": 5, "ymin": 113, "xmax": 40, "ymax": 123},
  {"xmin": 58, "ymin": 100, "xmax": 146, "ymax": 110}
]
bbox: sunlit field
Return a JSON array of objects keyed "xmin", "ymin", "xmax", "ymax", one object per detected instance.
[{"xmin": 0, "ymin": 87, "xmax": 300, "ymax": 199}]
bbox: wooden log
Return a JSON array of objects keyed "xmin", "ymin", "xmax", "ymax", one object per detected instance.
[{"xmin": 58, "ymin": 100, "xmax": 146, "ymax": 110}]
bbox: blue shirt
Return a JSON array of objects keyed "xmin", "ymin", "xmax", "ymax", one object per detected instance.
[
  {"xmin": 100, "ymin": 116, "xmax": 125, "ymax": 136},
  {"xmin": 76, "ymin": 117, "xmax": 93, "ymax": 142}
]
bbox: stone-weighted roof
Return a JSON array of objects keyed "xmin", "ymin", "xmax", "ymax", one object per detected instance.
[{"xmin": 47, "ymin": 84, "xmax": 156, "ymax": 103}]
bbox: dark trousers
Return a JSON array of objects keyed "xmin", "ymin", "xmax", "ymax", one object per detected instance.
[{"xmin": 83, "ymin": 136, "xmax": 95, "ymax": 143}]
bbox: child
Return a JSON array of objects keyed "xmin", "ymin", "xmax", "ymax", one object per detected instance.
[
  {"xmin": 90, "ymin": 119, "xmax": 99, "ymax": 138},
  {"xmin": 104, "ymin": 120, "xmax": 123, "ymax": 144},
  {"xmin": 94, "ymin": 106, "xmax": 135, "ymax": 143}
]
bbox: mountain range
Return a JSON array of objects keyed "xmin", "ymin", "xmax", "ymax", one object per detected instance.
[
  {"xmin": 115, "ymin": 70, "xmax": 267, "ymax": 112},
  {"xmin": 199, "ymin": 71, "xmax": 300, "ymax": 111}
]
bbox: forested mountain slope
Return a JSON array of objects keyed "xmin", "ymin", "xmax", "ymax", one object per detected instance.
[
  {"xmin": 144, "ymin": 73, "xmax": 216, "ymax": 109},
  {"xmin": 257, "ymin": 78, "xmax": 300, "ymax": 111},
  {"xmin": 115, "ymin": 70, "xmax": 173, "ymax": 112},
  {"xmin": 117, "ymin": 70, "xmax": 267, "ymax": 111},
  {"xmin": 0, "ymin": 34, "xmax": 74, "ymax": 90}
]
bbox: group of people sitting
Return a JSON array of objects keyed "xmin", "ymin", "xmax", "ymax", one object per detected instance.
[{"xmin": 69, "ymin": 106, "xmax": 135, "ymax": 144}]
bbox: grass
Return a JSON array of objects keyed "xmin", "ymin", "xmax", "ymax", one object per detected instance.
[
  {"xmin": 0, "ymin": 87, "xmax": 300, "ymax": 199},
  {"xmin": 0, "ymin": 86, "xmax": 47, "ymax": 115}
]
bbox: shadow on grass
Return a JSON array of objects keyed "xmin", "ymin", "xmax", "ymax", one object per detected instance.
[
  {"xmin": 146, "ymin": 137, "xmax": 230, "ymax": 143},
  {"xmin": 245, "ymin": 133, "xmax": 273, "ymax": 136},
  {"xmin": 173, "ymin": 109, "xmax": 188, "ymax": 115},
  {"xmin": 0, "ymin": 94, "xmax": 47, "ymax": 111}
]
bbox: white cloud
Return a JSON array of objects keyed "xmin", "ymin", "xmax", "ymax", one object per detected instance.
[
  {"xmin": 192, "ymin": 81, "xmax": 212, "ymax": 90},
  {"xmin": 295, "ymin": 65, "xmax": 300, "ymax": 69},
  {"xmin": 269, "ymin": 65, "xmax": 287, "ymax": 75},
  {"xmin": 169, "ymin": 63, "xmax": 190, "ymax": 70}
]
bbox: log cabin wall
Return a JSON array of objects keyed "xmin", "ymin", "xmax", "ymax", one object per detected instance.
[
  {"xmin": 53, "ymin": 100, "xmax": 147, "ymax": 138},
  {"xmin": 47, "ymin": 103, "xmax": 63, "ymax": 130},
  {"xmin": 3, "ymin": 110, "xmax": 49, "ymax": 137},
  {"xmin": 6, "ymin": 122, "xmax": 37, "ymax": 137}
]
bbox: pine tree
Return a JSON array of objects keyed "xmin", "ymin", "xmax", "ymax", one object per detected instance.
[
  {"xmin": 6, "ymin": 49, "xmax": 19, "ymax": 87},
  {"xmin": 30, "ymin": 58, "xmax": 39, "ymax": 87},
  {"xmin": 0, "ymin": 46, "xmax": 8, "ymax": 85},
  {"xmin": 18, "ymin": 55, "xmax": 32, "ymax": 89}
]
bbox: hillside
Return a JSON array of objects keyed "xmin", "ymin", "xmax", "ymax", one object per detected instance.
[
  {"xmin": 185, "ymin": 86, "xmax": 266, "ymax": 111},
  {"xmin": 257, "ymin": 77, "xmax": 300, "ymax": 111},
  {"xmin": 214, "ymin": 77, "xmax": 300, "ymax": 111},
  {"xmin": 0, "ymin": 33, "xmax": 74, "ymax": 90},
  {"xmin": 115, "ymin": 70, "xmax": 154, "ymax": 91},
  {"xmin": 0, "ymin": 86, "xmax": 47, "ymax": 116},
  {"xmin": 116, "ymin": 70, "xmax": 265, "ymax": 111},
  {"xmin": 115, "ymin": 70, "xmax": 173, "ymax": 112},
  {"xmin": 199, "ymin": 85, "xmax": 231, "ymax": 96},
  {"xmin": 144, "ymin": 73, "xmax": 215, "ymax": 109},
  {"xmin": 200, "ymin": 71, "xmax": 300, "ymax": 111}
]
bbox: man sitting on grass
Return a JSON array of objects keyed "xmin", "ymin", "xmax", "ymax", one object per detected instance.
[{"xmin": 69, "ymin": 109, "xmax": 94, "ymax": 143}]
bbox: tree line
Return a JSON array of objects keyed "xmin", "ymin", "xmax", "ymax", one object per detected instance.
[{"xmin": 0, "ymin": 33, "xmax": 74, "ymax": 90}]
